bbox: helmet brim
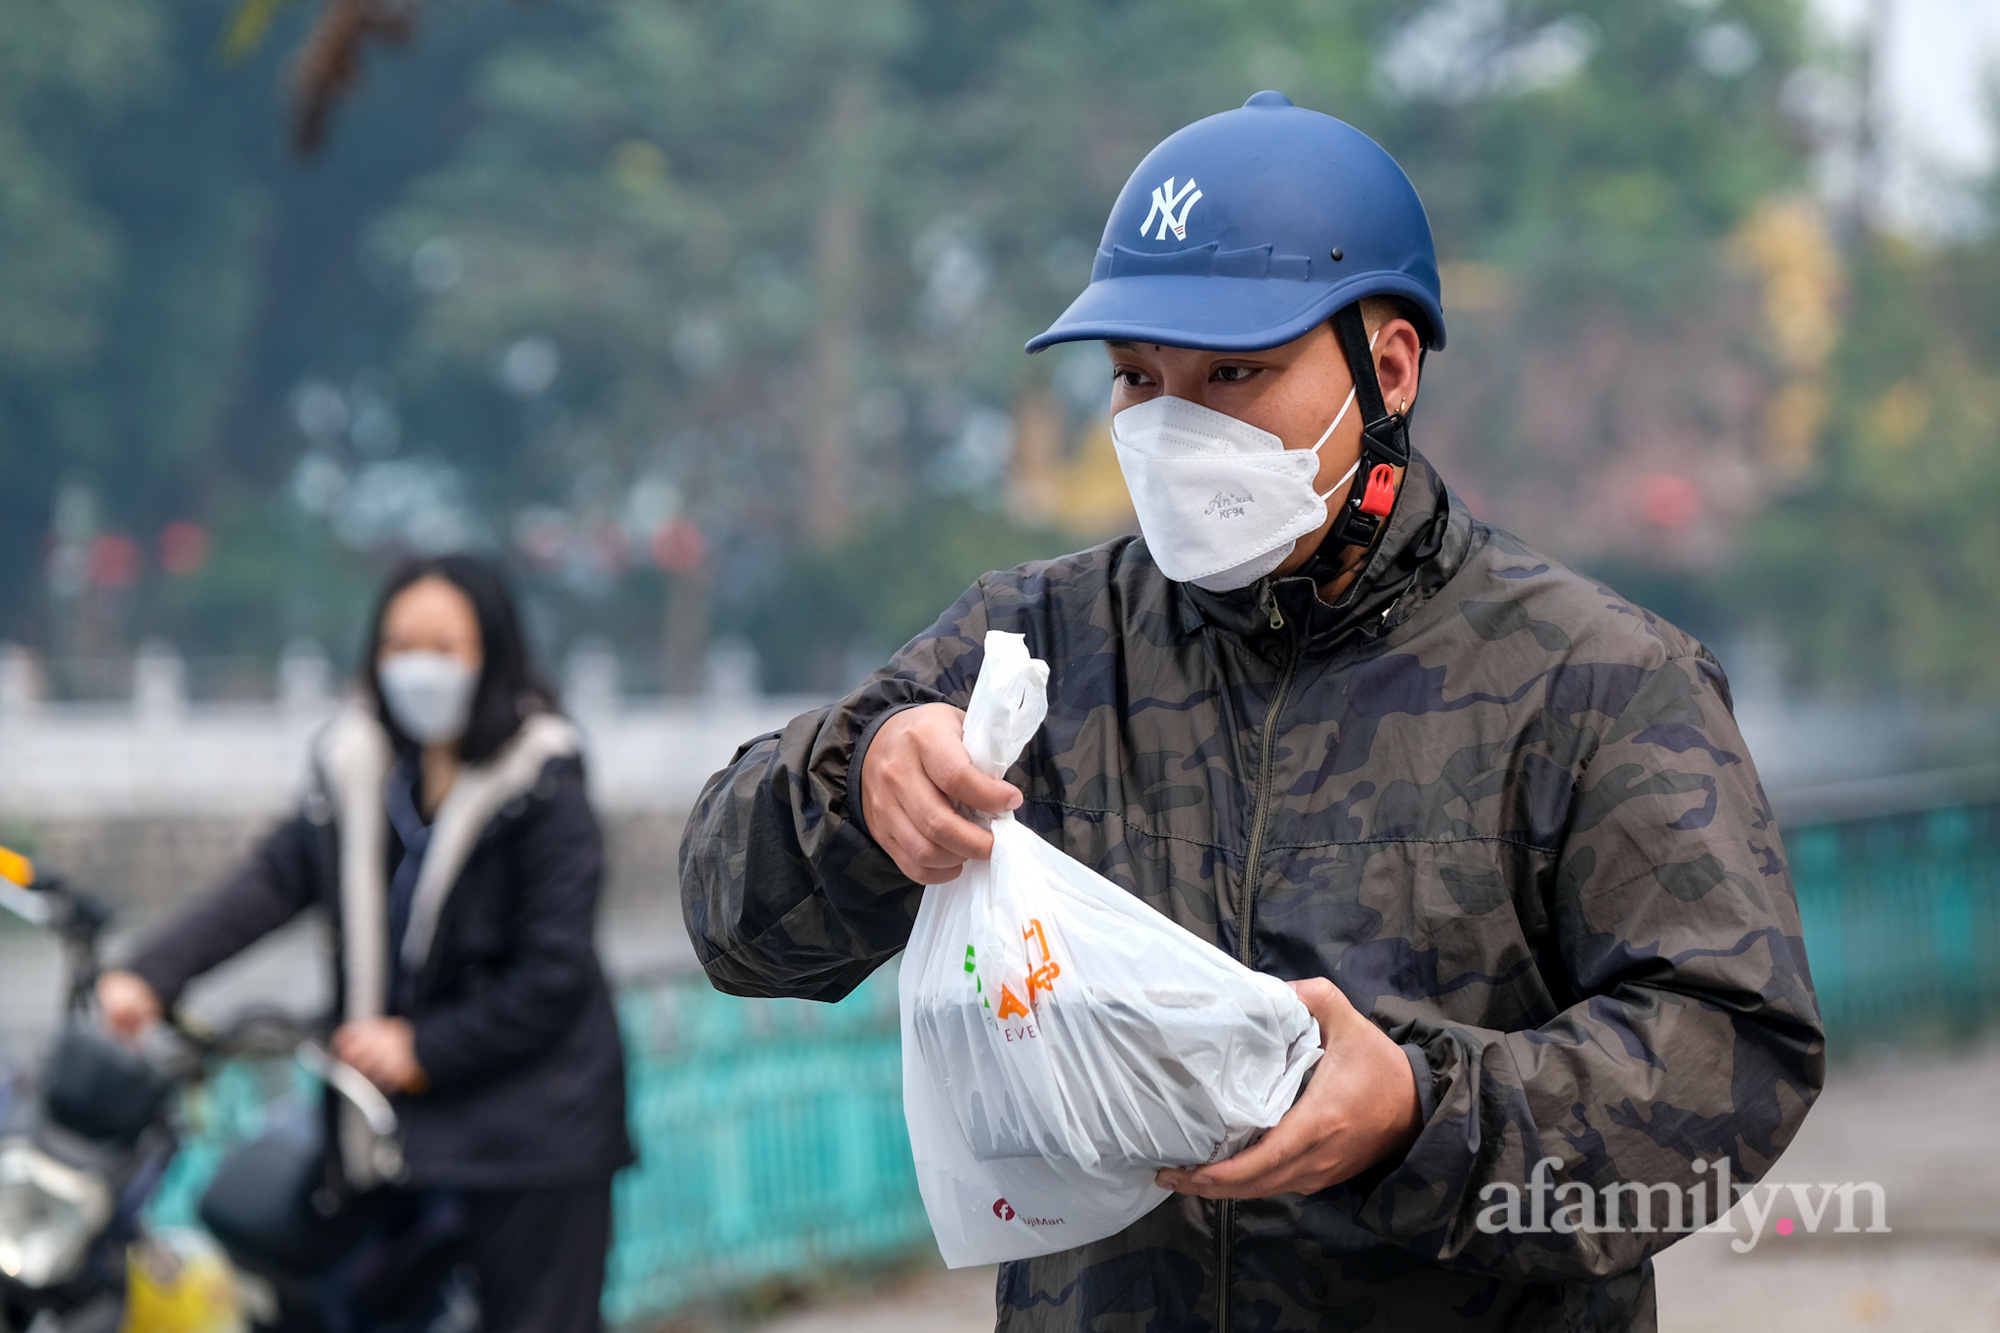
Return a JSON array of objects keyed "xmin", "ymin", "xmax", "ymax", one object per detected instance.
[{"xmin": 1025, "ymin": 271, "xmax": 1447, "ymax": 354}]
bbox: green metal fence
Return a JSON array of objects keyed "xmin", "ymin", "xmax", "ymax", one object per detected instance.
[
  {"xmin": 1788, "ymin": 800, "xmax": 2000, "ymax": 1041},
  {"xmin": 147, "ymin": 962, "xmax": 929, "ymax": 1328},
  {"xmin": 603, "ymin": 965, "xmax": 925, "ymax": 1321},
  {"xmin": 141, "ymin": 802, "xmax": 2000, "ymax": 1323}
]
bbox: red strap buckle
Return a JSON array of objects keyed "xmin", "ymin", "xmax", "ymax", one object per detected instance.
[{"xmin": 1358, "ymin": 463, "xmax": 1398, "ymax": 517}]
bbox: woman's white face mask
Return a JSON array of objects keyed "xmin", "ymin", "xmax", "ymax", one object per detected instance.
[
  {"xmin": 1109, "ymin": 332, "xmax": 1375, "ymax": 592},
  {"xmin": 378, "ymin": 651, "xmax": 478, "ymax": 745}
]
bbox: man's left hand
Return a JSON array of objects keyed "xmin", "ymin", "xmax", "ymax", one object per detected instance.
[
  {"xmin": 1157, "ymin": 978, "xmax": 1422, "ymax": 1199},
  {"xmin": 333, "ymin": 1017, "xmax": 428, "ymax": 1094}
]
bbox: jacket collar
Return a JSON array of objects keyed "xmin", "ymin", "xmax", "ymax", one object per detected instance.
[
  {"xmin": 1174, "ymin": 448, "xmax": 1472, "ymax": 656},
  {"xmin": 313, "ymin": 703, "xmax": 581, "ymax": 1023}
]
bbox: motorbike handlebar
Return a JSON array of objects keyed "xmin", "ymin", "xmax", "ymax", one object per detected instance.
[
  {"xmin": 0, "ymin": 874, "xmax": 55, "ymax": 927},
  {"xmin": 296, "ymin": 1040, "xmax": 405, "ymax": 1182},
  {"xmin": 170, "ymin": 1008, "xmax": 405, "ymax": 1179},
  {"xmin": 171, "ymin": 1011, "xmax": 400, "ymax": 1136},
  {"xmin": 0, "ymin": 844, "xmax": 34, "ymax": 890},
  {"xmin": 170, "ymin": 1006, "xmax": 328, "ymax": 1061},
  {"xmin": 0, "ymin": 855, "xmax": 114, "ymax": 1012},
  {"xmin": 10, "ymin": 846, "xmax": 410, "ymax": 1181},
  {"xmin": 295, "ymin": 1042, "xmax": 400, "ymax": 1139}
]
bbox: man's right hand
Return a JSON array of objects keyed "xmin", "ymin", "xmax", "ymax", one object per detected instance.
[
  {"xmin": 860, "ymin": 702, "xmax": 1022, "ymax": 884},
  {"xmin": 97, "ymin": 970, "xmax": 162, "ymax": 1042}
]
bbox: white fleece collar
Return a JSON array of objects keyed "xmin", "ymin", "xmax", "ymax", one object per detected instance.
[
  {"xmin": 313, "ymin": 703, "xmax": 581, "ymax": 1188},
  {"xmin": 314, "ymin": 703, "xmax": 581, "ymax": 1025}
]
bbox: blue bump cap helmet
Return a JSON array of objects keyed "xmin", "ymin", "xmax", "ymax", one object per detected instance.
[{"xmin": 1027, "ymin": 91, "xmax": 1445, "ymax": 355}]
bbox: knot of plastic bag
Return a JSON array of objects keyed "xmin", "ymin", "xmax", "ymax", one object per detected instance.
[{"xmin": 960, "ymin": 631, "xmax": 1050, "ymax": 783}]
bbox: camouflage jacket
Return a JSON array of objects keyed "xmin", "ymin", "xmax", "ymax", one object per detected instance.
[{"xmin": 681, "ymin": 451, "xmax": 1824, "ymax": 1333}]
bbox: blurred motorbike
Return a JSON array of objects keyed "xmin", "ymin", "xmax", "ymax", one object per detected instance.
[{"xmin": 0, "ymin": 847, "xmax": 467, "ymax": 1333}]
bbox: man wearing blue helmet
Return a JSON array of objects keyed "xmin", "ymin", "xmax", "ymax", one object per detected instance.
[{"xmin": 684, "ymin": 94, "xmax": 1821, "ymax": 1332}]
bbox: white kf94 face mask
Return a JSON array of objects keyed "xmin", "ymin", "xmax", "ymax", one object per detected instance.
[
  {"xmin": 377, "ymin": 651, "xmax": 478, "ymax": 745},
  {"xmin": 1110, "ymin": 332, "xmax": 1378, "ymax": 592}
]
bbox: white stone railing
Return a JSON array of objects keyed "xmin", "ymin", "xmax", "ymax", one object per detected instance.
[{"xmin": 0, "ymin": 642, "xmax": 824, "ymax": 819}]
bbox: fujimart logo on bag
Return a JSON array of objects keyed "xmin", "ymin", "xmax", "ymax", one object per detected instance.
[{"xmin": 965, "ymin": 922, "xmax": 1063, "ymax": 1028}]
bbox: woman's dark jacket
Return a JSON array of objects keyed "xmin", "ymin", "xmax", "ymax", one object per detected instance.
[{"xmin": 128, "ymin": 707, "xmax": 632, "ymax": 1189}]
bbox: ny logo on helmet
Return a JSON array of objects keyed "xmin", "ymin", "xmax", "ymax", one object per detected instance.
[{"xmin": 1141, "ymin": 177, "xmax": 1202, "ymax": 241}]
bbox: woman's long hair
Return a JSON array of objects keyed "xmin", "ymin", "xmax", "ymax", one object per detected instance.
[{"xmin": 360, "ymin": 554, "xmax": 557, "ymax": 765}]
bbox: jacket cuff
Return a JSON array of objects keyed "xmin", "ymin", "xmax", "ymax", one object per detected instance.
[
  {"xmin": 1403, "ymin": 1042, "xmax": 1439, "ymax": 1124},
  {"xmin": 410, "ymin": 1016, "xmax": 474, "ymax": 1092},
  {"xmin": 846, "ymin": 701, "xmax": 930, "ymax": 843},
  {"xmin": 1355, "ymin": 1026, "xmax": 1482, "ymax": 1243},
  {"xmin": 123, "ymin": 954, "xmax": 190, "ymax": 1013}
]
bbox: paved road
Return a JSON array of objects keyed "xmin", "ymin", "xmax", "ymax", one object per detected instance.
[
  {"xmin": 1654, "ymin": 1038, "xmax": 2000, "ymax": 1333},
  {"xmin": 746, "ymin": 1040, "xmax": 2000, "ymax": 1333}
]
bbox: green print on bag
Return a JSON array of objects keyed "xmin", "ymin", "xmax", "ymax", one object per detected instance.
[{"xmin": 965, "ymin": 944, "xmax": 990, "ymax": 1010}]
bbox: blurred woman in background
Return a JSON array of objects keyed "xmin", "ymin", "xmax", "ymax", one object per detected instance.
[{"xmin": 98, "ymin": 554, "xmax": 630, "ymax": 1333}]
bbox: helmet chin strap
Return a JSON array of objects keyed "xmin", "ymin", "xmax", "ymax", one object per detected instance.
[{"xmin": 1295, "ymin": 301, "xmax": 1412, "ymax": 585}]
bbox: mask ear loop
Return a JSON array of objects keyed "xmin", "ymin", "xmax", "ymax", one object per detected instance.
[{"xmin": 1304, "ymin": 327, "xmax": 1379, "ymax": 501}]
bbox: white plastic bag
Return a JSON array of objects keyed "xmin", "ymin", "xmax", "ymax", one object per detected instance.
[{"xmin": 900, "ymin": 631, "xmax": 1323, "ymax": 1267}]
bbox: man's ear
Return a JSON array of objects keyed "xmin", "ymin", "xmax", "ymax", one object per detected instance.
[{"xmin": 1374, "ymin": 318, "xmax": 1423, "ymax": 413}]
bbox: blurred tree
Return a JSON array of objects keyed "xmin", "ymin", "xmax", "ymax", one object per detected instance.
[
  {"xmin": 1737, "ymin": 194, "xmax": 2000, "ymax": 695},
  {"xmin": 0, "ymin": 0, "xmax": 558, "ymax": 673},
  {"xmin": 372, "ymin": 0, "xmax": 1337, "ymax": 688},
  {"xmin": 755, "ymin": 499, "xmax": 1068, "ymax": 691},
  {"xmin": 0, "ymin": 0, "xmax": 165, "ymax": 653},
  {"xmin": 20, "ymin": 0, "xmax": 1960, "ymax": 704},
  {"xmin": 373, "ymin": 0, "xmax": 1819, "ymax": 688},
  {"xmin": 1354, "ymin": 0, "xmax": 1818, "ymax": 582}
]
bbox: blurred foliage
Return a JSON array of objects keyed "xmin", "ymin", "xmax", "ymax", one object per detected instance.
[
  {"xmin": 746, "ymin": 499, "xmax": 1067, "ymax": 690},
  {"xmin": 1736, "ymin": 207, "xmax": 2000, "ymax": 696},
  {"xmin": 1362, "ymin": 0, "xmax": 1808, "ymax": 310},
  {"xmin": 362, "ymin": 0, "xmax": 1819, "ymax": 686},
  {"xmin": 0, "ymin": 0, "xmax": 166, "ymax": 629},
  {"xmin": 0, "ymin": 0, "xmax": 567, "ymax": 666},
  {"xmin": 137, "ymin": 486, "xmax": 379, "ymax": 660},
  {"xmin": 8, "ymin": 0, "xmax": 1999, "ymax": 699}
]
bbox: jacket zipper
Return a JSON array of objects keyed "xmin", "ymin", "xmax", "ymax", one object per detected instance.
[{"xmin": 1218, "ymin": 594, "xmax": 1302, "ymax": 1333}]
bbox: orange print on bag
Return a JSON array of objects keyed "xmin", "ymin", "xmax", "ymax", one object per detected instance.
[
  {"xmin": 1022, "ymin": 920, "xmax": 1060, "ymax": 996},
  {"xmin": 996, "ymin": 985, "xmax": 1031, "ymax": 1020}
]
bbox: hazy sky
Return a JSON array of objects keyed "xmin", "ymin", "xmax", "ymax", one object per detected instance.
[{"xmin": 1811, "ymin": 0, "xmax": 2000, "ymax": 175}]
